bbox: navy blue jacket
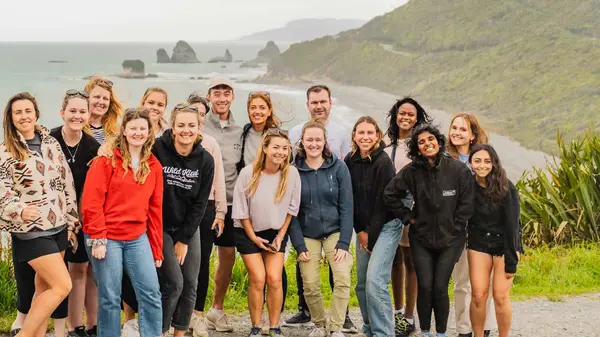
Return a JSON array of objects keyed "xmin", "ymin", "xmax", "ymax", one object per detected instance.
[{"xmin": 289, "ymin": 155, "xmax": 354, "ymax": 253}]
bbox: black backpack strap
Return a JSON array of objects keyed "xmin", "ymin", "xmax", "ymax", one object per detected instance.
[
  {"xmin": 236, "ymin": 123, "xmax": 253, "ymax": 173},
  {"xmin": 391, "ymin": 142, "xmax": 398, "ymax": 171}
]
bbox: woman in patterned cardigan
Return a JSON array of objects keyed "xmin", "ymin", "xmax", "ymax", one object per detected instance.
[{"xmin": 0, "ymin": 92, "xmax": 80, "ymax": 337}]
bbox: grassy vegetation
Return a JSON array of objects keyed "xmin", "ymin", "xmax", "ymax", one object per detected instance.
[
  {"xmin": 517, "ymin": 132, "xmax": 599, "ymax": 246},
  {"xmin": 263, "ymin": 0, "xmax": 600, "ymax": 153}
]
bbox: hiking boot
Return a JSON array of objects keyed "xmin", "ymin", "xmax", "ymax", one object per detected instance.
[
  {"xmin": 190, "ymin": 313, "xmax": 209, "ymax": 337},
  {"xmin": 269, "ymin": 327, "xmax": 285, "ymax": 337},
  {"xmin": 67, "ymin": 326, "xmax": 89, "ymax": 337},
  {"xmin": 249, "ymin": 326, "xmax": 262, "ymax": 336},
  {"xmin": 206, "ymin": 310, "xmax": 234, "ymax": 332},
  {"xmin": 329, "ymin": 332, "xmax": 345, "ymax": 337},
  {"xmin": 341, "ymin": 314, "xmax": 357, "ymax": 333},
  {"xmin": 308, "ymin": 327, "xmax": 327, "ymax": 337},
  {"xmin": 121, "ymin": 319, "xmax": 140, "ymax": 337},
  {"xmin": 85, "ymin": 325, "xmax": 97, "ymax": 337},
  {"xmin": 283, "ymin": 310, "xmax": 313, "ymax": 327}
]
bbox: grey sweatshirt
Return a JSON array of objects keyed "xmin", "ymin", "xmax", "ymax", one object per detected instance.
[{"xmin": 203, "ymin": 111, "xmax": 243, "ymax": 204}]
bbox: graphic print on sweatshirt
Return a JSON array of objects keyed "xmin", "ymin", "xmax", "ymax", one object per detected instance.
[{"xmin": 163, "ymin": 166, "xmax": 199, "ymax": 190}]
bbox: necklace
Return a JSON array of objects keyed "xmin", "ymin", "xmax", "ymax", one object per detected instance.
[{"xmin": 62, "ymin": 128, "xmax": 81, "ymax": 164}]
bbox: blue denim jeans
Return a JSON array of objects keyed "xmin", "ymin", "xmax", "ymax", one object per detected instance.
[
  {"xmin": 355, "ymin": 218, "xmax": 404, "ymax": 337},
  {"xmin": 86, "ymin": 233, "xmax": 162, "ymax": 337}
]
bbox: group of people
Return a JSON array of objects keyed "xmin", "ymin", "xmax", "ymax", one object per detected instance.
[{"xmin": 0, "ymin": 75, "xmax": 522, "ymax": 337}]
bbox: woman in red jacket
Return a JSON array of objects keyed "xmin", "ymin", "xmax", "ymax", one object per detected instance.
[{"xmin": 82, "ymin": 108, "xmax": 163, "ymax": 337}]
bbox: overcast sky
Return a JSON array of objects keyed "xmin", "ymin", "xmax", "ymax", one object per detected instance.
[{"xmin": 0, "ymin": 0, "xmax": 408, "ymax": 42}]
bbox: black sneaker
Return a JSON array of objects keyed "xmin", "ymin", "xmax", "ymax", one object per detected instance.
[
  {"xmin": 283, "ymin": 311, "xmax": 312, "ymax": 327},
  {"xmin": 341, "ymin": 314, "xmax": 357, "ymax": 333},
  {"xmin": 394, "ymin": 312, "xmax": 410, "ymax": 337},
  {"xmin": 85, "ymin": 325, "xmax": 97, "ymax": 337},
  {"xmin": 68, "ymin": 326, "xmax": 89, "ymax": 337},
  {"xmin": 249, "ymin": 326, "xmax": 262, "ymax": 336},
  {"xmin": 9, "ymin": 329, "xmax": 20, "ymax": 337}
]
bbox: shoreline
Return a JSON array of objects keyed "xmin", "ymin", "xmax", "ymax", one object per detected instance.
[{"xmin": 270, "ymin": 79, "xmax": 552, "ymax": 181}]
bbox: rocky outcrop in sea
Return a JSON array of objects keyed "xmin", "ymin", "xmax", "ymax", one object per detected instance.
[{"xmin": 208, "ymin": 49, "xmax": 233, "ymax": 63}]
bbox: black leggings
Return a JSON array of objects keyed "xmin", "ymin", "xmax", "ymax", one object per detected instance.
[{"xmin": 410, "ymin": 237, "xmax": 464, "ymax": 333}]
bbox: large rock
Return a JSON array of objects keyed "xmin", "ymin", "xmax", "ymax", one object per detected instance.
[
  {"xmin": 157, "ymin": 48, "xmax": 170, "ymax": 63},
  {"xmin": 122, "ymin": 60, "xmax": 145, "ymax": 74},
  {"xmin": 208, "ymin": 49, "xmax": 233, "ymax": 63},
  {"xmin": 171, "ymin": 40, "xmax": 199, "ymax": 63},
  {"xmin": 256, "ymin": 41, "xmax": 281, "ymax": 62}
]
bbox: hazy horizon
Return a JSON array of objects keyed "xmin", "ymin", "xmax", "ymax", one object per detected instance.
[{"xmin": 0, "ymin": 0, "xmax": 408, "ymax": 42}]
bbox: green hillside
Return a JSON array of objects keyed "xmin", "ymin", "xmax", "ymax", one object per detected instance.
[{"xmin": 262, "ymin": 0, "xmax": 600, "ymax": 153}]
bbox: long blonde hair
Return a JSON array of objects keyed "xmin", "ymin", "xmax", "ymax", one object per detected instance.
[
  {"xmin": 83, "ymin": 76, "xmax": 123, "ymax": 138},
  {"xmin": 446, "ymin": 113, "xmax": 489, "ymax": 159},
  {"xmin": 139, "ymin": 86, "xmax": 168, "ymax": 130},
  {"xmin": 2, "ymin": 92, "xmax": 41, "ymax": 161},
  {"xmin": 111, "ymin": 108, "xmax": 155, "ymax": 184},
  {"xmin": 246, "ymin": 130, "xmax": 291, "ymax": 202}
]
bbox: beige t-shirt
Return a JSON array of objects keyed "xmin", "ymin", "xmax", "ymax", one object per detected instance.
[
  {"xmin": 232, "ymin": 165, "xmax": 301, "ymax": 232},
  {"xmin": 384, "ymin": 139, "xmax": 411, "ymax": 173}
]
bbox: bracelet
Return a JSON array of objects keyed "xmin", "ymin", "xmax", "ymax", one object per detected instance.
[{"xmin": 86, "ymin": 238, "xmax": 107, "ymax": 248}]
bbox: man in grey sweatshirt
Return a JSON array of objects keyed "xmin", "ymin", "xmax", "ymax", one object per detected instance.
[{"xmin": 202, "ymin": 77, "xmax": 242, "ymax": 332}]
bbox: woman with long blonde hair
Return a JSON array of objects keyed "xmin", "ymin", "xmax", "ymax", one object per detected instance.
[
  {"xmin": 139, "ymin": 87, "xmax": 169, "ymax": 137},
  {"xmin": 446, "ymin": 113, "xmax": 495, "ymax": 337},
  {"xmin": 232, "ymin": 129, "xmax": 301, "ymax": 337},
  {"xmin": 82, "ymin": 108, "xmax": 163, "ymax": 337},
  {"xmin": 83, "ymin": 76, "xmax": 123, "ymax": 144},
  {"xmin": 0, "ymin": 92, "xmax": 79, "ymax": 337}
]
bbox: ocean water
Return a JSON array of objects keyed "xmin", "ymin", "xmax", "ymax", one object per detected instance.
[{"xmin": 0, "ymin": 41, "xmax": 335, "ymax": 138}]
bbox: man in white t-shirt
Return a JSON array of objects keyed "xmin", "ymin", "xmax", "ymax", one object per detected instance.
[
  {"xmin": 285, "ymin": 85, "xmax": 356, "ymax": 333},
  {"xmin": 288, "ymin": 85, "xmax": 352, "ymax": 159}
]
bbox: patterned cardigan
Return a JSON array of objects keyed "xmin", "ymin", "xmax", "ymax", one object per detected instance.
[{"xmin": 0, "ymin": 125, "xmax": 80, "ymax": 234}]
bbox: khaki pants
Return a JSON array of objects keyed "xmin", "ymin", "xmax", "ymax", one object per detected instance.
[
  {"xmin": 453, "ymin": 246, "xmax": 497, "ymax": 334},
  {"xmin": 299, "ymin": 232, "xmax": 353, "ymax": 332}
]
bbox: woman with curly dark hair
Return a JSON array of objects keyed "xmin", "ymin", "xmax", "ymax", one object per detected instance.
[
  {"xmin": 384, "ymin": 97, "xmax": 431, "ymax": 336},
  {"xmin": 467, "ymin": 144, "xmax": 521, "ymax": 337},
  {"xmin": 383, "ymin": 124, "xmax": 474, "ymax": 337}
]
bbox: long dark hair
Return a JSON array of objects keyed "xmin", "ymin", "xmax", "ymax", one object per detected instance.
[
  {"xmin": 386, "ymin": 97, "xmax": 431, "ymax": 146},
  {"xmin": 406, "ymin": 123, "xmax": 446, "ymax": 164},
  {"xmin": 469, "ymin": 144, "xmax": 508, "ymax": 202}
]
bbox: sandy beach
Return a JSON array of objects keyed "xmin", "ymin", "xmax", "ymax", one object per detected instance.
[{"xmin": 280, "ymin": 80, "xmax": 552, "ymax": 181}]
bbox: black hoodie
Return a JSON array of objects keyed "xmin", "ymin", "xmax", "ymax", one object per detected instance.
[
  {"xmin": 153, "ymin": 130, "xmax": 215, "ymax": 244},
  {"xmin": 383, "ymin": 153, "xmax": 474, "ymax": 249},
  {"xmin": 344, "ymin": 143, "xmax": 395, "ymax": 250}
]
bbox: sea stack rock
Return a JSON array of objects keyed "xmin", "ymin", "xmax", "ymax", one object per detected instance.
[
  {"xmin": 157, "ymin": 48, "xmax": 170, "ymax": 63},
  {"xmin": 208, "ymin": 49, "xmax": 234, "ymax": 63},
  {"xmin": 170, "ymin": 40, "xmax": 200, "ymax": 63},
  {"xmin": 256, "ymin": 41, "xmax": 281, "ymax": 62},
  {"xmin": 122, "ymin": 60, "xmax": 145, "ymax": 75}
]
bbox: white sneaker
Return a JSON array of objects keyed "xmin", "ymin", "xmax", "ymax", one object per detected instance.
[
  {"xmin": 121, "ymin": 319, "xmax": 140, "ymax": 337},
  {"xmin": 308, "ymin": 327, "xmax": 328, "ymax": 337},
  {"xmin": 329, "ymin": 332, "xmax": 345, "ymax": 337},
  {"xmin": 190, "ymin": 313, "xmax": 209, "ymax": 337},
  {"xmin": 205, "ymin": 309, "xmax": 234, "ymax": 332}
]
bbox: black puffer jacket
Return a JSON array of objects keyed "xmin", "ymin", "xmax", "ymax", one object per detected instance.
[
  {"xmin": 344, "ymin": 143, "xmax": 395, "ymax": 250},
  {"xmin": 383, "ymin": 153, "xmax": 474, "ymax": 249}
]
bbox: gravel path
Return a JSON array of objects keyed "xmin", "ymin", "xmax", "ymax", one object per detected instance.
[
  {"xmin": 205, "ymin": 293, "xmax": 600, "ymax": 337},
  {"xmin": 5, "ymin": 293, "xmax": 598, "ymax": 336}
]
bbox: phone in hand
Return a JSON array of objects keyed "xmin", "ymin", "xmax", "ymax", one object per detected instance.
[
  {"xmin": 213, "ymin": 225, "xmax": 220, "ymax": 237},
  {"xmin": 68, "ymin": 237, "xmax": 77, "ymax": 254},
  {"xmin": 265, "ymin": 241, "xmax": 278, "ymax": 252}
]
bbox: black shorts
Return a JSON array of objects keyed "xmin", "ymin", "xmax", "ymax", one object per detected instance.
[
  {"xmin": 214, "ymin": 205, "xmax": 235, "ymax": 247},
  {"xmin": 234, "ymin": 228, "xmax": 288, "ymax": 255},
  {"xmin": 467, "ymin": 231, "xmax": 504, "ymax": 256},
  {"xmin": 65, "ymin": 230, "xmax": 89, "ymax": 263},
  {"xmin": 12, "ymin": 228, "xmax": 68, "ymax": 263}
]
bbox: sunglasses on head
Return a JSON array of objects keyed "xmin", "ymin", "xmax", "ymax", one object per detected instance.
[
  {"xmin": 66, "ymin": 89, "xmax": 89, "ymax": 99},
  {"xmin": 95, "ymin": 78, "xmax": 113, "ymax": 88},
  {"xmin": 266, "ymin": 128, "xmax": 288, "ymax": 136},
  {"xmin": 174, "ymin": 104, "xmax": 199, "ymax": 112},
  {"xmin": 248, "ymin": 91, "xmax": 270, "ymax": 98}
]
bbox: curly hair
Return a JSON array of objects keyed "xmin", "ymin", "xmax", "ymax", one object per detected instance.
[
  {"xmin": 406, "ymin": 123, "xmax": 446, "ymax": 164},
  {"xmin": 386, "ymin": 97, "xmax": 432, "ymax": 146},
  {"xmin": 469, "ymin": 144, "xmax": 508, "ymax": 202},
  {"xmin": 83, "ymin": 76, "xmax": 123, "ymax": 139}
]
